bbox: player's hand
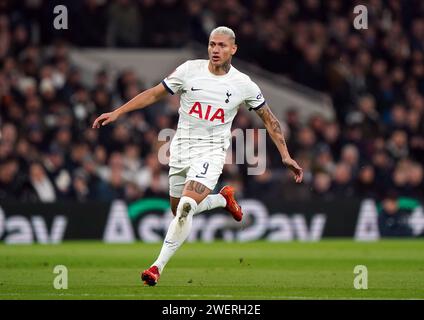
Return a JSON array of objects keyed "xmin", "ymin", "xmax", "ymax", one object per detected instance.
[
  {"xmin": 92, "ymin": 112, "xmax": 119, "ymax": 128},
  {"xmin": 282, "ymin": 157, "xmax": 303, "ymax": 183}
]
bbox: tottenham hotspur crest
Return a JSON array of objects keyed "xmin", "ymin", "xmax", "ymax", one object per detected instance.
[{"xmin": 225, "ymin": 91, "xmax": 232, "ymax": 103}]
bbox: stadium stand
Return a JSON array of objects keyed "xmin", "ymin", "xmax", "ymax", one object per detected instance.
[{"xmin": 0, "ymin": 0, "xmax": 423, "ymax": 205}]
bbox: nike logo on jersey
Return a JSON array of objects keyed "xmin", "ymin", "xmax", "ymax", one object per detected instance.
[
  {"xmin": 195, "ymin": 175, "xmax": 205, "ymax": 178},
  {"xmin": 191, "ymin": 87, "xmax": 202, "ymax": 91}
]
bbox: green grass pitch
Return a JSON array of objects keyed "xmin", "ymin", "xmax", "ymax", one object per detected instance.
[{"xmin": 0, "ymin": 240, "xmax": 423, "ymax": 300}]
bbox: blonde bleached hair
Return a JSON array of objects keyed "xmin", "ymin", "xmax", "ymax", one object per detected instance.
[{"xmin": 209, "ymin": 26, "xmax": 236, "ymax": 42}]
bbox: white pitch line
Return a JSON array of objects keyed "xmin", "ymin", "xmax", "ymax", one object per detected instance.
[
  {"xmin": 0, "ymin": 293, "xmax": 233, "ymax": 298},
  {"xmin": 0, "ymin": 293, "xmax": 422, "ymax": 300}
]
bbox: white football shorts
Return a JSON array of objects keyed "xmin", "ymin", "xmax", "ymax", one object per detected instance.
[{"xmin": 168, "ymin": 156, "xmax": 225, "ymax": 198}]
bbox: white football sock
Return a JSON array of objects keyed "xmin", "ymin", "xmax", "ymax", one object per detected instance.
[
  {"xmin": 194, "ymin": 194, "xmax": 227, "ymax": 215},
  {"xmin": 152, "ymin": 196, "xmax": 198, "ymax": 273}
]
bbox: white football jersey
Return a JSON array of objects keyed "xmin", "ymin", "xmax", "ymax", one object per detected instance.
[{"xmin": 162, "ymin": 59, "xmax": 266, "ymax": 166}]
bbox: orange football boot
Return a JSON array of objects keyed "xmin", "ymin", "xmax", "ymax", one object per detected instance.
[
  {"xmin": 219, "ymin": 185, "xmax": 243, "ymax": 222},
  {"xmin": 141, "ymin": 266, "xmax": 160, "ymax": 286}
]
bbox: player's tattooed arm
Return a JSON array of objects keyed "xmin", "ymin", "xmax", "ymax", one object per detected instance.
[
  {"xmin": 255, "ymin": 104, "xmax": 289, "ymax": 158},
  {"xmin": 255, "ymin": 104, "xmax": 303, "ymax": 183}
]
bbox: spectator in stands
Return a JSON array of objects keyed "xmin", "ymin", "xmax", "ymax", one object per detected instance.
[
  {"xmin": 245, "ymin": 167, "xmax": 283, "ymax": 202},
  {"xmin": 331, "ymin": 162, "xmax": 354, "ymax": 197},
  {"xmin": 311, "ymin": 171, "xmax": 333, "ymax": 200},
  {"xmin": 123, "ymin": 180, "xmax": 143, "ymax": 202},
  {"xmin": 134, "ymin": 152, "xmax": 168, "ymax": 194},
  {"xmin": 378, "ymin": 194, "xmax": 413, "ymax": 237},
  {"xmin": 96, "ymin": 165, "xmax": 126, "ymax": 201},
  {"xmin": 391, "ymin": 159, "xmax": 411, "ymax": 197},
  {"xmin": 28, "ymin": 162, "xmax": 57, "ymax": 202},
  {"xmin": 386, "ymin": 130, "xmax": 409, "ymax": 161},
  {"xmin": 70, "ymin": 168, "xmax": 91, "ymax": 202},
  {"xmin": 355, "ymin": 165, "xmax": 378, "ymax": 198},
  {"xmin": 340, "ymin": 144, "xmax": 360, "ymax": 175},
  {"xmin": 1, "ymin": 156, "xmax": 39, "ymax": 201},
  {"xmin": 106, "ymin": 0, "xmax": 141, "ymax": 47},
  {"xmin": 77, "ymin": 0, "xmax": 107, "ymax": 47},
  {"xmin": 312, "ymin": 144, "xmax": 335, "ymax": 174}
]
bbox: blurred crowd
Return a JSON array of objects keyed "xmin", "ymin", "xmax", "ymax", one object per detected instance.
[{"xmin": 0, "ymin": 0, "xmax": 423, "ymax": 204}]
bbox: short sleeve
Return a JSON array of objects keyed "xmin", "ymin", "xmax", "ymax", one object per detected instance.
[
  {"xmin": 244, "ymin": 79, "xmax": 266, "ymax": 111},
  {"xmin": 162, "ymin": 62, "xmax": 188, "ymax": 95}
]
